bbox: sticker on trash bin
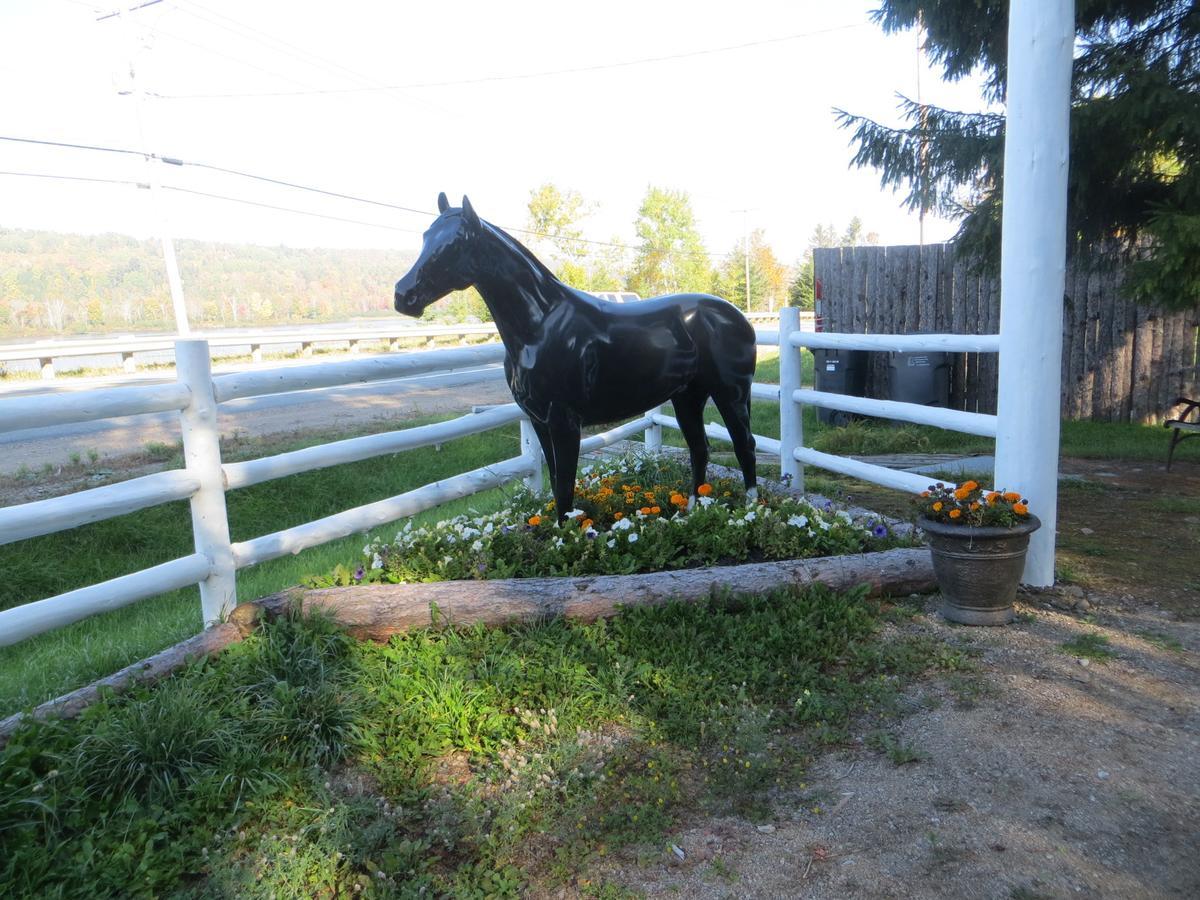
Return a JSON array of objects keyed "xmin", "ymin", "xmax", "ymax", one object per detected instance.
[
  {"xmin": 907, "ymin": 356, "xmax": 930, "ymax": 366},
  {"xmin": 825, "ymin": 363, "xmax": 836, "ymax": 371}
]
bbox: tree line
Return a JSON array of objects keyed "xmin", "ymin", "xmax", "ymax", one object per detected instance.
[{"xmin": 0, "ymin": 195, "xmax": 874, "ymax": 336}]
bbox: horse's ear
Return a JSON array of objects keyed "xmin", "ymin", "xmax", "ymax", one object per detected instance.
[
  {"xmin": 461, "ymin": 195, "xmax": 481, "ymax": 230},
  {"xmin": 437, "ymin": 192, "xmax": 450, "ymax": 213}
]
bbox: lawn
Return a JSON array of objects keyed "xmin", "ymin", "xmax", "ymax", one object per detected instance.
[{"xmin": 0, "ymin": 586, "xmax": 969, "ymax": 898}]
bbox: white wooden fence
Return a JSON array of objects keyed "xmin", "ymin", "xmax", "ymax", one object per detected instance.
[
  {"xmin": 0, "ymin": 339, "xmax": 662, "ymax": 647},
  {"xmin": 0, "ymin": 306, "xmax": 997, "ymax": 651}
]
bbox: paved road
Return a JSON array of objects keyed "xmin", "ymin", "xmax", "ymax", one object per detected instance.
[{"xmin": 0, "ymin": 365, "xmax": 511, "ymax": 476}]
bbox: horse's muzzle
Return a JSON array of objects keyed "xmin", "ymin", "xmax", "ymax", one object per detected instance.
[{"xmin": 394, "ymin": 283, "xmax": 422, "ymax": 316}]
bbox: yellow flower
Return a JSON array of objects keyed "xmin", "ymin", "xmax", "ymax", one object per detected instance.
[{"xmin": 932, "ymin": 501, "xmax": 944, "ymax": 512}]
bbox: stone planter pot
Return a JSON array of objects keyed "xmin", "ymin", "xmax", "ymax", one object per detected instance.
[{"xmin": 917, "ymin": 515, "xmax": 1042, "ymax": 625}]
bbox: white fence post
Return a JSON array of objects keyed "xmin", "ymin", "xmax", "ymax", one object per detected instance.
[
  {"xmin": 644, "ymin": 405, "xmax": 663, "ymax": 455},
  {"xmin": 519, "ymin": 417, "xmax": 544, "ymax": 494},
  {"xmin": 778, "ymin": 307, "xmax": 804, "ymax": 490},
  {"xmin": 176, "ymin": 340, "xmax": 237, "ymax": 624},
  {"xmin": 994, "ymin": 0, "xmax": 1073, "ymax": 587}
]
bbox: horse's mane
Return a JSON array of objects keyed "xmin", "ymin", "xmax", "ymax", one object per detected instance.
[{"xmin": 482, "ymin": 220, "xmax": 564, "ymax": 288}]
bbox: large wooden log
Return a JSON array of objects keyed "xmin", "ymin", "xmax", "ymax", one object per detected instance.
[{"xmin": 239, "ymin": 548, "xmax": 936, "ymax": 644}]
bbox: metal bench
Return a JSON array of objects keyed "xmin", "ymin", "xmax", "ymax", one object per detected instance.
[{"xmin": 1165, "ymin": 397, "xmax": 1200, "ymax": 471}]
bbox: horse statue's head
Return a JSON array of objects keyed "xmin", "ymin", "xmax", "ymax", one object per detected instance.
[{"xmin": 394, "ymin": 192, "xmax": 483, "ymax": 317}]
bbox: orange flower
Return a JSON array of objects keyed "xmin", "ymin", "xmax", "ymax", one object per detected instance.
[
  {"xmin": 697, "ymin": 483, "xmax": 713, "ymax": 496},
  {"xmin": 921, "ymin": 491, "xmax": 931, "ymax": 498},
  {"xmin": 640, "ymin": 506, "xmax": 652, "ymax": 515},
  {"xmin": 953, "ymin": 487, "xmax": 971, "ymax": 501},
  {"xmin": 669, "ymin": 492, "xmax": 686, "ymax": 507},
  {"xmin": 932, "ymin": 501, "xmax": 943, "ymax": 512},
  {"xmin": 614, "ymin": 512, "xmax": 624, "ymax": 520},
  {"xmin": 969, "ymin": 501, "xmax": 980, "ymax": 511},
  {"xmin": 580, "ymin": 518, "xmax": 593, "ymax": 530},
  {"xmin": 650, "ymin": 506, "xmax": 661, "ymax": 514},
  {"xmin": 1013, "ymin": 502, "xmax": 1028, "ymax": 515},
  {"xmin": 1003, "ymin": 491, "xmax": 1021, "ymax": 502},
  {"xmin": 986, "ymin": 491, "xmax": 1000, "ymax": 505},
  {"xmin": 644, "ymin": 491, "xmax": 656, "ymax": 500},
  {"xmin": 962, "ymin": 480, "xmax": 979, "ymax": 492},
  {"xmin": 527, "ymin": 515, "xmax": 542, "ymax": 526},
  {"xmin": 948, "ymin": 509, "xmax": 962, "ymax": 519}
]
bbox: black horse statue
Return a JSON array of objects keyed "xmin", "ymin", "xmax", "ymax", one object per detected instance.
[{"xmin": 394, "ymin": 193, "xmax": 758, "ymax": 519}]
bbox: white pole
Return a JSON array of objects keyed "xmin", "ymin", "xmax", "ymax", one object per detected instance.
[
  {"xmin": 118, "ymin": 6, "xmax": 189, "ymax": 335},
  {"xmin": 176, "ymin": 340, "xmax": 236, "ymax": 623},
  {"xmin": 644, "ymin": 404, "xmax": 663, "ymax": 455},
  {"xmin": 778, "ymin": 307, "xmax": 804, "ymax": 490},
  {"xmin": 994, "ymin": 0, "xmax": 1074, "ymax": 586},
  {"xmin": 519, "ymin": 417, "xmax": 544, "ymax": 495}
]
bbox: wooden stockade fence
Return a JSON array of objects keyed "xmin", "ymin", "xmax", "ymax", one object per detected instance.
[{"xmin": 813, "ymin": 244, "xmax": 1200, "ymax": 423}]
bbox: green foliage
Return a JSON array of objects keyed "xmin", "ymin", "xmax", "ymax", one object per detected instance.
[
  {"xmin": 711, "ymin": 228, "xmax": 788, "ymax": 312},
  {"xmin": 627, "ymin": 187, "xmax": 712, "ymax": 297},
  {"xmin": 0, "ymin": 581, "xmax": 958, "ymax": 896},
  {"xmin": 838, "ymin": 1, "xmax": 1200, "ymax": 311},
  {"xmin": 350, "ymin": 455, "xmax": 890, "ymax": 585},
  {"xmin": 1060, "ymin": 631, "xmax": 1116, "ymax": 661},
  {"xmin": 0, "ymin": 228, "xmax": 419, "ymax": 334}
]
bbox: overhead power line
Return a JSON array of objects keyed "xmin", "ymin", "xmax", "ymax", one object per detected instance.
[
  {"xmin": 152, "ymin": 22, "xmax": 870, "ymax": 99},
  {"xmin": 0, "ymin": 134, "xmax": 732, "ymax": 260}
]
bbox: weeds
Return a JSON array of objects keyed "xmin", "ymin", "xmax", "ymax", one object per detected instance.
[
  {"xmin": 1060, "ymin": 632, "xmax": 1116, "ymax": 661},
  {"xmin": 0, "ymin": 583, "xmax": 957, "ymax": 896}
]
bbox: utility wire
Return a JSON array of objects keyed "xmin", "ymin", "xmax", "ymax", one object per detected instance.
[
  {"xmin": 153, "ymin": 22, "xmax": 870, "ymax": 99},
  {"xmin": 0, "ymin": 169, "xmax": 424, "ymax": 234},
  {"xmin": 0, "ymin": 136, "xmax": 732, "ymax": 259}
]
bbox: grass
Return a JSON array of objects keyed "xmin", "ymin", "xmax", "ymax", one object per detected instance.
[
  {"xmin": 0, "ymin": 418, "xmax": 524, "ymax": 717},
  {"xmin": 1060, "ymin": 632, "xmax": 1117, "ymax": 661},
  {"xmin": 0, "ymin": 586, "xmax": 966, "ymax": 897}
]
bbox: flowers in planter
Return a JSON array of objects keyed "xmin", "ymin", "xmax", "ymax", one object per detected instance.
[
  {"xmin": 915, "ymin": 480, "xmax": 1032, "ymax": 528},
  {"xmin": 330, "ymin": 455, "xmax": 895, "ymax": 587}
]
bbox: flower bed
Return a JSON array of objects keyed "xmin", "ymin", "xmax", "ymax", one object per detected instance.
[{"xmin": 312, "ymin": 455, "xmax": 896, "ymax": 588}]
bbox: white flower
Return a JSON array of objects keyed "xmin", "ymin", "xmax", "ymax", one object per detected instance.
[
  {"xmin": 698, "ymin": 496, "xmax": 714, "ymax": 508},
  {"xmin": 585, "ymin": 527, "xmax": 598, "ymax": 538},
  {"xmin": 818, "ymin": 519, "xmax": 832, "ymax": 531},
  {"xmin": 553, "ymin": 537, "xmax": 564, "ymax": 548},
  {"xmin": 565, "ymin": 509, "xmax": 585, "ymax": 520},
  {"xmin": 612, "ymin": 518, "xmax": 633, "ymax": 531},
  {"xmin": 628, "ymin": 533, "xmax": 639, "ymax": 543},
  {"xmin": 787, "ymin": 514, "xmax": 809, "ymax": 528},
  {"xmin": 370, "ymin": 553, "xmax": 383, "ymax": 570},
  {"xmin": 607, "ymin": 539, "xmax": 616, "ymax": 548},
  {"xmin": 744, "ymin": 509, "xmax": 757, "ymax": 522},
  {"xmin": 471, "ymin": 540, "xmax": 483, "ymax": 552}
]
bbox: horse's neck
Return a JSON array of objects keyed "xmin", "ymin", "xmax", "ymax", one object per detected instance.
[{"xmin": 473, "ymin": 226, "xmax": 570, "ymax": 351}]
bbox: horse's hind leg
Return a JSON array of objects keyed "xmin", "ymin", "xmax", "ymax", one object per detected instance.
[
  {"xmin": 711, "ymin": 386, "xmax": 757, "ymax": 498},
  {"xmin": 671, "ymin": 386, "xmax": 711, "ymax": 497}
]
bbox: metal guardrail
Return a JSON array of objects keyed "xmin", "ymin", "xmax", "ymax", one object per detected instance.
[{"xmin": 0, "ymin": 322, "xmax": 500, "ymax": 379}]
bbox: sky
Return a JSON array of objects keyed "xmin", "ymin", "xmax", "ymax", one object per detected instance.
[{"xmin": 0, "ymin": 0, "xmax": 997, "ymax": 266}]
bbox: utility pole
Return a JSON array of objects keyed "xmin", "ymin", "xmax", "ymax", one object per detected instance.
[
  {"xmin": 743, "ymin": 210, "xmax": 751, "ymax": 313},
  {"xmin": 107, "ymin": 1, "xmax": 190, "ymax": 335}
]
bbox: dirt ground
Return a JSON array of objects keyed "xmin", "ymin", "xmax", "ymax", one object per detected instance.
[{"xmin": 572, "ymin": 458, "xmax": 1200, "ymax": 899}]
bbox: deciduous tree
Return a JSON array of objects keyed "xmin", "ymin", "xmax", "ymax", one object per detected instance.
[{"xmin": 627, "ymin": 187, "xmax": 713, "ymax": 297}]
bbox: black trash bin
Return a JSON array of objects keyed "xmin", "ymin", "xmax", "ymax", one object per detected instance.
[
  {"xmin": 887, "ymin": 350, "xmax": 950, "ymax": 409},
  {"xmin": 813, "ymin": 348, "xmax": 868, "ymax": 426}
]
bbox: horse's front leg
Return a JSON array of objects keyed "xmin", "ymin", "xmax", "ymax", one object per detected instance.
[
  {"xmin": 528, "ymin": 416, "xmax": 557, "ymax": 493},
  {"xmin": 546, "ymin": 405, "xmax": 581, "ymax": 521}
]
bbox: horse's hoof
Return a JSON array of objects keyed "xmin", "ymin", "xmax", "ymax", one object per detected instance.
[{"xmin": 745, "ymin": 487, "xmax": 758, "ymax": 503}]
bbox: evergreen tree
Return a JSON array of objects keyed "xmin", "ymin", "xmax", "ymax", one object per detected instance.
[{"xmin": 837, "ymin": 1, "xmax": 1200, "ymax": 310}]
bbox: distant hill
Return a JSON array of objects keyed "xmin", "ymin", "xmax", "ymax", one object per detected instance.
[{"xmin": 0, "ymin": 228, "xmax": 488, "ymax": 337}]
